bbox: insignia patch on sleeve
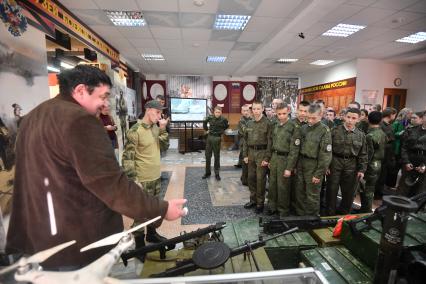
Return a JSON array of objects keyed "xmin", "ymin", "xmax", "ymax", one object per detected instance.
[
  {"xmin": 326, "ymin": 144, "xmax": 332, "ymax": 152},
  {"xmin": 295, "ymin": 139, "xmax": 300, "ymax": 146}
]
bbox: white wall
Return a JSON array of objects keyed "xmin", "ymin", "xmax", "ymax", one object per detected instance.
[
  {"xmin": 299, "ymin": 60, "xmax": 357, "ymax": 88},
  {"xmin": 355, "ymin": 58, "xmax": 410, "ymax": 105},
  {"xmin": 406, "ymin": 62, "xmax": 426, "ymax": 111}
]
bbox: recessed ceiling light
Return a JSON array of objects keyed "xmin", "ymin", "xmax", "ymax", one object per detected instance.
[
  {"xmin": 322, "ymin": 23, "xmax": 366, "ymax": 37},
  {"xmin": 192, "ymin": 43, "xmax": 200, "ymax": 47},
  {"xmin": 193, "ymin": 0, "xmax": 205, "ymax": 7},
  {"xmin": 60, "ymin": 61, "xmax": 75, "ymax": 69},
  {"xmin": 395, "ymin": 32, "xmax": 426, "ymax": 44},
  {"xmin": 142, "ymin": 54, "xmax": 165, "ymax": 61},
  {"xmin": 206, "ymin": 56, "xmax": 226, "ymax": 63},
  {"xmin": 213, "ymin": 15, "xmax": 251, "ymax": 30},
  {"xmin": 276, "ymin": 58, "xmax": 298, "ymax": 64},
  {"xmin": 106, "ymin": 11, "xmax": 146, "ymax": 27},
  {"xmin": 310, "ymin": 60, "xmax": 334, "ymax": 66}
]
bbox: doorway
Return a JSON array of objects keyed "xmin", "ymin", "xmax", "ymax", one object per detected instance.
[{"xmin": 383, "ymin": 88, "xmax": 407, "ymax": 112}]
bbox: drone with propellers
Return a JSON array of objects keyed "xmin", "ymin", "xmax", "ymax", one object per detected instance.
[{"xmin": 0, "ymin": 216, "xmax": 161, "ymax": 284}]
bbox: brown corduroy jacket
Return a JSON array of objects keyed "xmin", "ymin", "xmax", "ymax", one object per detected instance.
[{"xmin": 6, "ymin": 94, "xmax": 168, "ymax": 269}]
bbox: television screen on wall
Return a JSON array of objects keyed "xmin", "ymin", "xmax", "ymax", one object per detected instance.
[{"xmin": 170, "ymin": 98, "xmax": 207, "ymax": 122}]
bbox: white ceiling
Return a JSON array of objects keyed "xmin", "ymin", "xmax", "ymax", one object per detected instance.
[{"xmin": 59, "ymin": 0, "xmax": 426, "ymax": 76}]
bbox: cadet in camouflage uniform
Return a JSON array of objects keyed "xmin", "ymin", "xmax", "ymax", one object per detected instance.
[
  {"xmin": 398, "ymin": 111, "xmax": 426, "ymax": 197},
  {"xmin": 243, "ymin": 101, "xmax": 273, "ymax": 213},
  {"xmin": 236, "ymin": 105, "xmax": 252, "ymax": 185},
  {"xmin": 295, "ymin": 104, "xmax": 332, "ymax": 216},
  {"xmin": 375, "ymin": 107, "xmax": 397, "ymax": 197},
  {"xmin": 203, "ymin": 106, "xmax": 229, "ymax": 180},
  {"xmin": 267, "ymin": 103, "xmax": 300, "ymax": 217},
  {"xmin": 290, "ymin": 100, "xmax": 309, "ymax": 213},
  {"xmin": 122, "ymin": 100, "xmax": 170, "ymax": 244},
  {"xmin": 326, "ymin": 108, "xmax": 368, "ymax": 215},
  {"xmin": 360, "ymin": 111, "xmax": 386, "ymax": 213}
]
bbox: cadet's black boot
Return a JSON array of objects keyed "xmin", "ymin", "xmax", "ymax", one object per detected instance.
[
  {"xmin": 215, "ymin": 174, "xmax": 221, "ymax": 181},
  {"xmin": 244, "ymin": 201, "xmax": 256, "ymax": 209},
  {"xmin": 133, "ymin": 233, "xmax": 146, "ymax": 262},
  {"xmin": 146, "ymin": 227, "xmax": 176, "ymax": 250},
  {"xmin": 202, "ymin": 173, "xmax": 211, "ymax": 179}
]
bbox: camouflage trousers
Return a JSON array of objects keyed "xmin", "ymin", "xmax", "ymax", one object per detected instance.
[
  {"xmin": 248, "ymin": 149, "xmax": 268, "ymax": 206},
  {"xmin": 268, "ymin": 153, "xmax": 291, "ymax": 216},
  {"xmin": 132, "ymin": 178, "xmax": 161, "ymax": 229},
  {"xmin": 360, "ymin": 160, "xmax": 381, "ymax": 213},
  {"xmin": 205, "ymin": 135, "xmax": 221, "ymax": 175}
]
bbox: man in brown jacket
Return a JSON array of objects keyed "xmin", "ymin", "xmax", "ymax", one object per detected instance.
[{"xmin": 6, "ymin": 65, "xmax": 186, "ymax": 270}]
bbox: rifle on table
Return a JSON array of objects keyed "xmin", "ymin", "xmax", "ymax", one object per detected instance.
[
  {"xmin": 259, "ymin": 215, "xmax": 339, "ymax": 234},
  {"xmin": 348, "ymin": 192, "xmax": 426, "ymax": 235},
  {"xmin": 150, "ymin": 227, "xmax": 299, "ymax": 278},
  {"xmin": 121, "ymin": 222, "xmax": 226, "ymax": 265}
]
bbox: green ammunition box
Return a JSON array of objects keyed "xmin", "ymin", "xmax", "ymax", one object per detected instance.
[{"xmin": 301, "ymin": 246, "xmax": 373, "ymax": 284}]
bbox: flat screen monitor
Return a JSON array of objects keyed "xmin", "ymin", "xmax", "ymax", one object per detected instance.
[{"xmin": 170, "ymin": 98, "xmax": 207, "ymax": 122}]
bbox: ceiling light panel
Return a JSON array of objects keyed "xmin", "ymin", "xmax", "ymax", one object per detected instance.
[
  {"xmin": 142, "ymin": 54, "xmax": 165, "ymax": 61},
  {"xmin": 206, "ymin": 56, "xmax": 227, "ymax": 62},
  {"xmin": 395, "ymin": 32, "xmax": 426, "ymax": 44},
  {"xmin": 213, "ymin": 15, "xmax": 251, "ymax": 30},
  {"xmin": 322, "ymin": 23, "xmax": 366, "ymax": 37},
  {"xmin": 106, "ymin": 11, "xmax": 146, "ymax": 27},
  {"xmin": 276, "ymin": 58, "xmax": 298, "ymax": 63},
  {"xmin": 310, "ymin": 60, "xmax": 334, "ymax": 66}
]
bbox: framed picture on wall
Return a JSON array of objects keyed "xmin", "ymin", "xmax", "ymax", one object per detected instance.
[{"xmin": 363, "ymin": 104, "xmax": 372, "ymax": 111}]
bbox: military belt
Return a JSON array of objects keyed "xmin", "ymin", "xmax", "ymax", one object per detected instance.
[
  {"xmin": 333, "ymin": 153, "xmax": 356, "ymax": 160},
  {"xmin": 300, "ymin": 154, "xmax": 316, "ymax": 160},
  {"xmin": 273, "ymin": 150, "xmax": 289, "ymax": 156},
  {"xmin": 249, "ymin": 145, "xmax": 267, "ymax": 150}
]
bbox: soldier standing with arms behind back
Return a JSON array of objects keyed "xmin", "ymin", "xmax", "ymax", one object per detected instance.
[
  {"xmin": 243, "ymin": 101, "xmax": 272, "ymax": 213},
  {"xmin": 267, "ymin": 103, "xmax": 300, "ymax": 217},
  {"xmin": 202, "ymin": 106, "xmax": 229, "ymax": 181},
  {"xmin": 326, "ymin": 108, "xmax": 368, "ymax": 215},
  {"xmin": 295, "ymin": 104, "xmax": 332, "ymax": 216}
]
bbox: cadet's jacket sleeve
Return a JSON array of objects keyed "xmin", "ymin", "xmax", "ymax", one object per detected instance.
[
  {"xmin": 159, "ymin": 128, "xmax": 170, "ymax": 152},
  {"xmin": 263, "ymin": 121, "xmax": 273, "ymax": 162},
  {"xmin": 366, "ymin": 134, "xmax": 375, "ymax": 163},
  {"xmin": 122, "ymin": 128, "xmax": 138, "ymax": 180},
  {"xmin": 400, "ymin": 129, "xmax": 411, "ymax": 164},
  {"xmin": 203, "ymin": 117, "xmax": 209, "ymax": 131},
  {"xmin": 313, "ymin": 129, "xmax": 332, "ymax": 178},
  {"xmin": 357, "ymin": 134, "xmax": 368, "ymax": 173},
  {"xmin": 286, "ymin": 124, "xmax": 301, "ymax": 171},
  {"xmin": 238, "ymin": 119, "xmax": 244, "ymax": 136}
]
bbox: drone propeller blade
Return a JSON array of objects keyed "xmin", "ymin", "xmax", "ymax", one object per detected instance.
[
  {"xmin": 80, "ymin": 216, "xmax": 161, "ymax": 252},
  {"xmin": 0, "ymin": 240, "xmax": 76, "ymax": 276}
]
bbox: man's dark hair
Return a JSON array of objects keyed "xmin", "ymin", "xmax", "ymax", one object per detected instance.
[
  {"xmin": 346, "ymin": 107, "xmax": 361, "ymax": 116},
  {"xmin": 368, "ymin": 111, "xmax": 382, "ymax": 125},
  {"xmin": 382, "ymin": 107, "xmax": 397, "ymax": 118},
  {"xmin": 327, "ymin": 109, "xmax": 336, "ymax": 116},
  {"xmin": 299, "ymin": 100, "xmax": 310, "ymax": 107},
  {"xmin": 156, "ymin": 95, "xmax": 165, "ymax": 101},
  {"xmin": 372, "ymin": 104, "xmax": 382, "ymax": 112},
  {"xmin": 348, "ymin": 101, "xmax": 361, "ymax": 109},
  {"xmin": 314, "ymin": 99, "xmax": 325, "ymax": 105},
  {"xmin": 415, "ymin": 111, "xmax": 424, "ymax": 118},
  {"xmin": 252, "ymin": 101, "xmax": 263, "ymax": 107},
  {"xmin": 276, "ymin": 103, "xmax": 289, "ymax": 111},
  {"xmin": 361, "ymin": 109, "xmax": 368, "ymax": 117},
  {"xmin": 308, "ymin": 103, "xmax": 322, "ymax": 114},
  {"xmin": 58, "ymin": 65, "xmax": 112, "ymax": 97}
]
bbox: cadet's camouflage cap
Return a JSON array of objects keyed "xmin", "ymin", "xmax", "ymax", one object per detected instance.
[{"xmin": 145, "ymin": 100, "xmax": 166, "ymax": 110}]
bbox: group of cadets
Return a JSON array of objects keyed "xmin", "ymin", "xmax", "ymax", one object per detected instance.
[{"xmin": 203, "ymin": 99, "xmax": 426, "ymax": 217}]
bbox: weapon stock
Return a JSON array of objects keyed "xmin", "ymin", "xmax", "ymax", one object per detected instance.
[
  {"xmin": 150, "ymin": 227, "xmax": 299, "ymax": 278},
  {"xmin": 121, "ymin": 222, "xmax": 226, "ymax": 265}
]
